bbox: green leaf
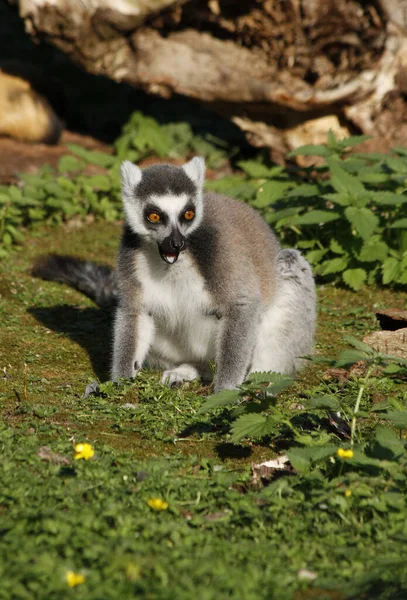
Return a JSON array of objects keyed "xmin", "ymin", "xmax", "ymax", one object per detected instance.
[
  {"xmin": 265, "ymin": 207, "xmax": 302, "ymax": 224},
  {"xmin": 288, "ymin": 144, "xmax": 332, "ymax": 158},
  {"xmin": 322, "ymin": 192, "xmax": 352, "ymax": 206},
  {"xmin": 344, "ymin": 206, "xmax": 379, "ymax": 240},
  {"xmin": 392, "ymin": 145, "xmax": 407, "ymax": 156},
  {"xmin": 305, "ymin": 396, "xmax": 340, "ymax": 410},
  {"xmin": 374, "ymin": 426, "xmax": 405, "ymax": 458},
  {"xmin": 58, "ymin": 155, "xmax": 85, "ymax": 173},
  {"xmin": 330, "ymin": 239, "xmax": 346, "ymax": 255},
  {"xmin": 382, "ymin": 257, "xmax": 401, "ymax": 285},
  {"xmin": 287, "ymin": 445, "xmax": 337, "ymax": 474},
  {"xmin": 253, "ymin": 181, "xmax": 293, "ymax": 208},
  {"xmin": 327, "ymin": 158, "xmax": 366, "ymax": 196},
  {"xmin": 292, "ymin": 210, "xmax": 340, "ymax": 226},
  {"xmin": 320, "ymin": 257, "xmax": 348, "ymax": 275},
  {"xmin": 359, "ymin": 239, "xmax": 389, "ymax": 263},
  {"xmin": 44, "ymin": 182, "xmax": 71, "ymax": 199},
  {"xmin": 342, "ymin": 268, "xmax": 367, "ymax": 291},
  {"xmin": 343, "ymin": 335, "xmax": 374, "ymax": 355},
  {"xmin": 338, "ymin": 135, "xmax": 371, "ymax": 148},
  {"xmin": 335, "ymin": 349, "xmax": 368, "ymax": 367},
  {"xmin": 244, "ymin": 372, "xmax": 294, "ymax": 394},
  {"xmin": 285, "ymin": 184, "xmax": 319, "ymax": 199},
  {"xmin": 66, "ymin": 144, "xmax": 114, "ymax": 167},
  {"xmin": 230, "ymin": 413, "xmax": 274, "ymax": 442},
  {"xmin": 198, "ymin": 389, "xmax": 240, "ymax": 414},
  {"xmin": 382, "ymin": 411, "xmax": 407, "ymax": 430},
  {"xmin": 390, "ymin": 218, "xmax": 407, "ymax": 229},
  {"xmin": 86, "ymin": 175, "xmax": 111, "ymax": 191},
  {"xmin": 385, "ymin": 156, "xmax": 407, "ymax": 173},
  {"xmin": 305, "ymin": 249, "xmax": 329, "ymax": 265},
  {"xmin": 237, "ymin": 161, "xmax": 282, "ymax": 178},
  {"xmin": 372, "ymin": 192, "xmax": 407, "ymax": 206},
  {"xmin": 286, "ymin": 448, "xmax": 311, "ymax": 473}
]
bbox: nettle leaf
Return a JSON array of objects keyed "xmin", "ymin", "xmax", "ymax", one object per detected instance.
[
  {"xmin": 66, "ymin": 144, "xmax": 114, "ymax": 168},
  {"xmin": 335, "ymin": 349, "xmax": 368, "ymax": 367},
  {"xmin": 285, "ymin": 184, "xmax": 319, "ymax": 199},
  {"xmin": 386, "ymin": 156, "xmax": 407, "ymax": 173},
  {"xmin": 58, "ymin": 155, "xmax": 85, "ymax": 173},
  {"xmin": 372, "ymin": 191, "xmax": 407, "ymax": 206},
  {"xmin": 305, "ymin": 396, "xmax": 340, "ymax": 410},
  {"xmin": 288, "ymin": 144, "xmax": 332, "ymax": 158},
  {"xmin": 344, "ymin": 206, "xmax": 379, "ymax": 240},
  {"xmin": 253, "ymin": 181, "xmax": 294, "ymax": 208},
  {"xmin": 327, "ymin": 158, "xmax": 366, "ymax": 197},
  {"xmin": 359, "ymin": 238, "xmax": 389, "ymax": 263},
  {"xmin": 322, "ymin": 192, "xmax": 352, "ymax": 206},
  {"xmin": 265, "ymin": 207, "xmax": 302, "ymax": 225},
  {"xmin": 343, "ymin": 335, "xmax": 375, "ymax": 355},
  {"xmin": 392, "ymin": 145, "xmax": 407, "ymax": 156},
  {"xmin": 244, "ymin": 373, "xmax": 294, "ymax": 396},
  {"xmin": 292, "ymin": 210, "xmax": 340, "ymax": 226},
  {"xmin": 305, "ymin": 249, "xmax": 329, "ymax": 264},
  {"xmin": 86, "ymin": 175, "xmax": 111, "ymax": 191},
  {"xmin": 287, "ymin": 445, "xmax": 337, "ymax": 474},
  {"xmin": 390, "ymin": 218, "xmax": 407, "ymax": 229},
  {"xmin": 230, "ymin": 413, "xmax": 276, "ymax": 442},
  {"xmin": 237, "ymin": 161, "xmax": 283, "ymax": 178},
  {"xmin": 320, "ymin": 257, "xmax": 348, "ymax": 275},
  {"xmin": 342, "ymin": 268, "xmax": 367, "ymax": 291},
  {"xmin": 339, "ymin": 135, "xmax": 372, "ymax": 148},
  {"xmin": 382, "ymin": 411, "xmax": 407, "ymax": 430},
  {"xmin": 382, "ymin": 257, "xmax": 401, "ymax": 285},
  {"xmin": 374, "ymin": 426, "xmax": 405, "ymax": 459},
  {"xmin": 198, "ymin": 389, "xmax": 240, "ymax": 414},
  {"xmin": 330, "ymin": 239, "xmax": 346, "ymax": 255}
]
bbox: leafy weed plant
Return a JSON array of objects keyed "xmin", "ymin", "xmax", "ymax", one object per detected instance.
[{"xmin": 209, "ymin": 133, "xmax": 407, "ymax": 290}]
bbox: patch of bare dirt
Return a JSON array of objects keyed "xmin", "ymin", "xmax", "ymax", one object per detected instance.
[{"xmin": 0, "ymin": 131, "xmax": 111, "ymax": 184}]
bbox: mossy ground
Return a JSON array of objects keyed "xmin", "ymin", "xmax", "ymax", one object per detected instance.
[{"xmin": 1, "ymin": 221, "xmax": 407, "ymax": 600}]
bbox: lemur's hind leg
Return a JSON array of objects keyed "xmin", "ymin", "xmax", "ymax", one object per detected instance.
[
  {"xmin": 250, "ymin": 249, "xmax": 316, "ymax": 376},
  {"xmin": 161, "ymin": 364, "xmax": 201, "ymax": 387}
]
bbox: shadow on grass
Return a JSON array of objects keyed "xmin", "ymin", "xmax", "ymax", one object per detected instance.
[{"xmin": 28, "ymin": 305, "xmax": 113, "ymax": 381}]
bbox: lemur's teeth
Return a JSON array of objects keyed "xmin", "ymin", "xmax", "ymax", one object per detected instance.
[{"xmin": 165, "ymin": 253, "xmax": 177, "ymax": 264}]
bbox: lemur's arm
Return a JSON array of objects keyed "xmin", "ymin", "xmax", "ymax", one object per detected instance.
[
  {"xmin": 111, "ymin": 307, "xmax": 154, "ymax": 380},
  {"xmin": 214, "ymin": 299, "xmax": 261, "ymax": 391},
  {"xmin": 111, "ymin": 248, "xmax": 154, "ymax": 380}
]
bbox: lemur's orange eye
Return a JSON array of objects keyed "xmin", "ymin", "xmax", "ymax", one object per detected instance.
[
  {"xmin": 184, "ymin": 210, "xmax": 195, "ymax": 221},
  {"xmin": 147, "ymin": 212, "xmax": 161, "ymax": 223}
]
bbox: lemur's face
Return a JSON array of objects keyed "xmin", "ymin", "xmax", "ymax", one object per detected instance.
[{"xmin": 120, "ymin": 158, "xmax": 205, "ymax": 265}]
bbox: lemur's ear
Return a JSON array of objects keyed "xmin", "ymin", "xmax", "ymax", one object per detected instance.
[
  {"xmin": 183, "ymin": 156, "xmax": 205, "ymax": 187},
  {"xmin": 120, "ymin": 161, "xmax": 142, "ymax": 195}
]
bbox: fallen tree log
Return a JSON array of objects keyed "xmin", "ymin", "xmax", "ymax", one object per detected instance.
[{"xmin": 12, "ymin": 0, "xmax": 407, "ymax": 156}]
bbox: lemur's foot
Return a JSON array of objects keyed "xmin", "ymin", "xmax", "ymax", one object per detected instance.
[
  {"xmin": 161, "ymin": 364, "xmax": 200, "ymax": 388},
  {"xmin": 83, "ymin": 381, "xmax": 100, "ymax": 398}
]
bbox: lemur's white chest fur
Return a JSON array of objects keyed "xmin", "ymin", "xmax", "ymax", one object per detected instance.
[{"xmin": 135, "ymin": 250, "xmax": 218, "ymax": 366}]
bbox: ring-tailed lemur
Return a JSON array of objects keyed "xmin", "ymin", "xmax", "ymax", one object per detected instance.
[{"xmin": 33, "ymin": 157, "xmax": 316, "ymax": 391}]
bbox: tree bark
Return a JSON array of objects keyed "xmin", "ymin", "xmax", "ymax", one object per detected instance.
[{"xmin": 14, "ymin": 0, "xmax": 407, "ymax": 156}]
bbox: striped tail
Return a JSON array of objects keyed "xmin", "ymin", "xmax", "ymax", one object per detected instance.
[{"xmin": 32, "ymin": 254, "xmax": 118, "ymax": 307}]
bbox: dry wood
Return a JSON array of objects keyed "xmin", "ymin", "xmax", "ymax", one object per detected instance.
[{"xmin": 13, "ymin": 0, "xmax": 407, "ymax": 154}]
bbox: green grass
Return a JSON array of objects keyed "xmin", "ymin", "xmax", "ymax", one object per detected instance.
[{"xmin": 1, "ymin": 221, "xmax": 407, "ymax": 599}]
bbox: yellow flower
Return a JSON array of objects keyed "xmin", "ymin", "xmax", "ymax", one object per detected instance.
[
  {"xmin": 344, "ymin": 489, "xmax": 352, "ymax": 497},
  {"xmin": 337, "ymin": 448, "xmax": 354, "ymax": 459},
  {"xmin": 74, "ymin": 443, "xmax": 94, "ymax": 461},
  {"xmin": 147, "ymin": 497, "xmax": 169, "ymax": 511},
  {"xmin": 66, "ymin": 571, "xmax": 85, "ymax": 587}
]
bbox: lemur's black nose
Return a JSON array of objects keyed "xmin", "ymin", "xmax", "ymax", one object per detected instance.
[{"xmin": 171, "ymin": 239, "xmax": 185, "ymax": 250}]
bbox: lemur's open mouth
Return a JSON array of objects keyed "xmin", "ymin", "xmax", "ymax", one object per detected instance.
[
  {"xmin": 158, "ymin": 232, "xmax": 186, "ymax": 265},
  {"xmin": 159, "ymin": 247, "xmax": 180, "ymax": 264}
]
